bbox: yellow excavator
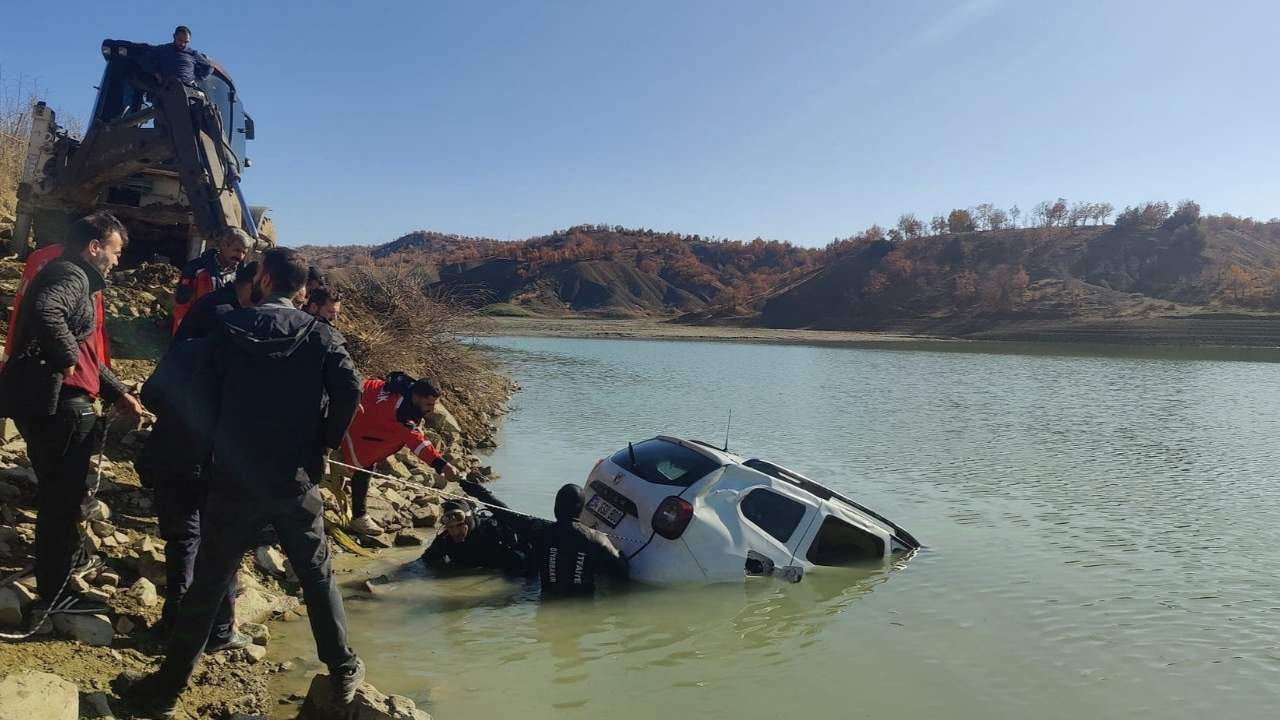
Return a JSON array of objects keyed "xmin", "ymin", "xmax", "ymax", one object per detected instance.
[{"xmin": 7, "ymin": 39, "xmax": 275, "ymax": 265}]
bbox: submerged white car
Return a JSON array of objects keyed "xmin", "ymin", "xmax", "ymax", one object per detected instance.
[{"xmin": 579, "ymin": 436, "xmax": 920, "ymax": 585}]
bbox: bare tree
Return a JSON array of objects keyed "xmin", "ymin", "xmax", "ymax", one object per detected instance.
[
  {"xmin": 897, "ymin": 212, "xmax": 924, "ymax": 239},
  {"xmin": 1008, "ymin": 204, "xmax": 1022, "ymax": 228},
  {"xmin": 930, "ymin": 214, "xmax": 948, "ymax": 235},
  {"xmin": 1032, "ymin": 198, "xmax": 1069, "ymax": 227},
  {"xmin": 1094, "ymin": 202, "xmax": 1114, "ymax": 225},
  {"xmin": 988, "ymin": 207, "xmax": 1009, "ymax": 230},
  {"xmin": 972, "ymin": 203, "xmax": 996, "ymax": 231}
]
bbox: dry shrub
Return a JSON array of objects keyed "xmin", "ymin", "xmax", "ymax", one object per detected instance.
[
  {"xmin": 0, "ymin": 72, "xmax": 41, "ymax": 223},
  {"xmin": 333, "ymin": 265, "xmax": 508, "ymax": 439}
]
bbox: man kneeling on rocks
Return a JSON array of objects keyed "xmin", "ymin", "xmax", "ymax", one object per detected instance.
[
  {"xmin": 333, "ymin": 372, "xmax": 460, "ymax": 536},
  {"xmin": 121, "ymin": 248, "xmax": 366, "ymax": 719}
]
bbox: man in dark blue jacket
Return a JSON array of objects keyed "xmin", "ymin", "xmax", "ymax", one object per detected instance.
[
  {"xmin": 147, "ymin": 25, "xmax": 213, "ymax": 85},
  {"xmin": 122, "ymin": 248, "xmax": 365, "ymax": 719}
]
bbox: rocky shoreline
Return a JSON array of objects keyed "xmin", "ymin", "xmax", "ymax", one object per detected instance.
[{"xmin": 0, "ymin": 256, "xmax": 516, "ymax": 719}]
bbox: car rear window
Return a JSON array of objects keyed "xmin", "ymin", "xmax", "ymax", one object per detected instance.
[{"xmin": 610, "ymin": 439, "xmax": 721, "ymax": 487}]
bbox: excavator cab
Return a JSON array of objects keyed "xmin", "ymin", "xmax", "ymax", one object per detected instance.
[{"xmin": 8, "ymin": 39, "xmax": 274, "ymax": 265}]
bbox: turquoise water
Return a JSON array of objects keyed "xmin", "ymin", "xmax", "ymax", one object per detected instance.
[{"xmin": 274, "ymin": 336, "xmax": 1280, "ymax": 720}]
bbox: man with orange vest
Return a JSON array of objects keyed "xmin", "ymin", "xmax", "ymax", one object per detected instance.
[
  {"xmin": 170, "ymin": 228, "xmax": 248, "ymax": 335},
  {"xmin": 338, "ymin": 373, "xmax": 460, "ymax": 535},
  {"xmin": 2, "ymin": 243, "xmax": 111, "ymax": 371}
]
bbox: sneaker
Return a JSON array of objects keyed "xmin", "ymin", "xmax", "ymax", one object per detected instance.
[
  {"xmin": 49, "ymin": 593, "xmax": 110, "ymax": 615},
  {"xmin": 331, "ymin": 657, "xmax": 366, "ymax": 705},
  {"xmin": 348, "ymin": 515, "xmax": 384, "ymax": 536},
  {"xmin": 116, "ymin": 669, "xmax": 180, "ymax": 720},
  {"xmin": 205, "ymin": 629, "xmax": 252, "ymax": 653}
]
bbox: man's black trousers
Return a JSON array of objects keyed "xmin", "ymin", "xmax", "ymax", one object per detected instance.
[
  {"xmin": 153, "ymin": 472, "xmax": 236, "ymax": 646},
  {"xmin": 155, "ymin": 485, "xmax": 357, "ymax": 694},
  {"xmin": 351, "ymin": 470, "xmax": 371, "ymax": 518},
  {"xmin": 14, "ymin": 392, "xmax": 97, "ymax": 599}
]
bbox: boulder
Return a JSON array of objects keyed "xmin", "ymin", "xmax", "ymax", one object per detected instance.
[
  {"xmin": 79, "ymin": 691, "xmax": 115, "ymax": 719},
  {"xmin": 234, "ymin": 585, "xmax": 282, "ymax": 625},
  {"xmin": 410, "ymin": 505, "xmax": 440, "ymax": 529},
  {"xmin": 383, "ymin": 489, "xmax": 409, "ymax": 510},
  {"xmin": 127, "ymin": 578, "xmax": 158, "ymax": 608},
  {"xmin": 254, "ymin": 546, "xmax": 288, "ymax": 577},
  {"xmin": 296, "ymin": 673, "xmax": 431, "ymax": 720},
  {"xmin": 52, "ymin": 613, "xmax": 114, "ymax": 646},
  {"xmin": 134, "ymin": 547, "xmax": 166, "ymax": 587},
  {"xmin": 0, "ymin": 467, "xmax": 33, "ymax": 486},
  {"xmin": 393, "ymin": 532, "xmax": 422, "ymax": 547},
  {"xmin": 241, "ymin": 622, "xmax": 270, "ymax": 646},
  {"xmin": 0, "ymin": 584, "xmax": 36, "ymax": 626},
  {"xmin": 361, "ymin": 495, "xmax": 399, "ymax": 530},
  {"xmin": 422, "ymin": 402, "xmax": 461, "ymax": 436},
  {"xmin": 362, "ymin": 534, "xmax": 394, "ymax": 550},
  {"xmin": 378, "ymin": 456, "xmax": 413, "ymax": 480},
  {"xmin": 243, "ymin": 643, "xmax": 268, "ymax": 664},
  {"xmin": 0, "ymin": 672, "xmax": 79, "ymax": 720}
]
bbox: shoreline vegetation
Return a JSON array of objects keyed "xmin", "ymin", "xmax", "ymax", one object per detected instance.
[{"xmin": 469, "ymin": 315, "xmax": 1280, "ymax": 353}]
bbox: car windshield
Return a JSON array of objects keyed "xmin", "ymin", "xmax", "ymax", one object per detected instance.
[{"xmin": 610, "ymin": 439, "xmax": 721, "ymax": 487}]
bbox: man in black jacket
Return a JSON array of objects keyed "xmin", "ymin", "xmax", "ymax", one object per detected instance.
[
  {"xmin": 123, "ymin": 248, "xmax": 365, "ymax": 718},
  {"xmin": 0, "ymin": 212, "xmax": 145, "ymax": 616}
]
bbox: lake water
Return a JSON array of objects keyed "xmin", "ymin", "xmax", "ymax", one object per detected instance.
[{"xmin": 272, "ymin": 336, "xmax": 1280, "ymax": 719}]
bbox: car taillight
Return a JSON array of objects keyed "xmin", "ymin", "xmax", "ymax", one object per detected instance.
[{"xmin": 652, "ymin": 496, "xmax": 693, "ymax": 540}]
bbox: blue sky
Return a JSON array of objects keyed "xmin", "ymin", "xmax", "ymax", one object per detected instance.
[{"xmin": 3, "ymin": 1, "xmax": 1276, "ymax": 247}]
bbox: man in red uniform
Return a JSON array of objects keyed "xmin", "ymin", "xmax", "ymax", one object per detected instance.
[
  {"xmin": 3, "ymin": 244, "xmax": 111, "ymax": 370},
  {"xmin": 338, "ymin": 373, "xmax": 459, "ymax": 535},
  {"xmin": 170, "ymin": 228, "xmax": 248, "ymax": 334}
]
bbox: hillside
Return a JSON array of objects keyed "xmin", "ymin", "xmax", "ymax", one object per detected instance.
[
  {"xmin": 681, "ymin": 206, "xmax": 1280, "ymax": 343},
  {"xmin": 294, "ymin": 203, "xmax": 1280, "ymax": 343},
  {"xmin": 300, "ymin": 225, "xmax": 822, "ymax": 317}
]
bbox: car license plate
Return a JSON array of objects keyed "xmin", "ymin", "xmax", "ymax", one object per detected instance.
[{"xmin": 586, "ymin": 494, "xmax": 624, "ymax": 528}]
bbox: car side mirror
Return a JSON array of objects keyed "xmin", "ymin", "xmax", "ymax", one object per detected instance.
[{"xmin": 243, "ymin": 114, "xmax": 255, "ymax": 140}]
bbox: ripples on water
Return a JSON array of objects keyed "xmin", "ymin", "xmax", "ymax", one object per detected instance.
[{"xmin": 273, "ymin": 337, "xmax": 1280, "ymax": 720}]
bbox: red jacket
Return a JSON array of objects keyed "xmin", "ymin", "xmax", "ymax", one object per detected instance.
[
  {"xmin": 2, "ymin": 245, "xmax": 111, "ymax": 368},
  {"xmin": 341, "ymin": 378, "xmax": 446, "ymax": 471},
  {"xmin": 171, "ymin": 251, "xmax": 237, "ymax": 335},
  {"xmin": 170, "ymin": 268, "xmax": 216, "ymax": 335}
]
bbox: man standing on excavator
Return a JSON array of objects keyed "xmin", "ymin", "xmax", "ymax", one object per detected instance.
[{"xmin": 147, "ymin": 25, "xmax": 212, "ymax": 86}]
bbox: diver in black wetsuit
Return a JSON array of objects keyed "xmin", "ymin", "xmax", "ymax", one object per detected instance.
[
  {"xmin": 419, "ymin": 481, "xmax": 627, "ymax": 596},
  {"xmin": 534, "ymin": 484, "xmax": 628, "ymax": 596},
  {"xmin": 418, "ymin": 495, "xmax": 529, "ymax": 575}
]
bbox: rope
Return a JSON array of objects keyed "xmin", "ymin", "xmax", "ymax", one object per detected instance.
[
  {"xmin": 0, "ymin": 410, "xmax": 117, "ymax": 641},
  {"xmin": 326, "ymin": 459, "xmax": 648, "ymax": 549}
]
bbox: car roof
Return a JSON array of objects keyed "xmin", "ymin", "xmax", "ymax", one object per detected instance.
[{"xmin": 657, "ymin": 435, "xmax": 919, "ymax": 548}]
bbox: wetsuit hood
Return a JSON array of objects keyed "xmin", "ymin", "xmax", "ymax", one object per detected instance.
[{"xmin": 554, "ymin": 484, "xmax": 585, "ymax": 523}]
